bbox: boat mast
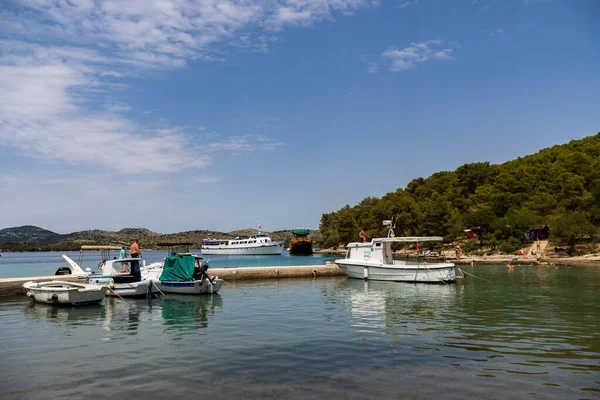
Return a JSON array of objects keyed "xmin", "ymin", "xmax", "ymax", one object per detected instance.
[{"xmin": 383, "ymin": 218, "xmax": 396, "ymax": 238}]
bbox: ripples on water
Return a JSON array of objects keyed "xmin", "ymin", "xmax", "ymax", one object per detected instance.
[{"xmin": 0, "ymin": 264, "xmax": 599, "ymax": 399}]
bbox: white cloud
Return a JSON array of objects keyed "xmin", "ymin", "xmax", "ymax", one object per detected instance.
[
  {"xmin": 104, "ymin": 103, "xmax": 133, "ymax": 113},
  {"xmin": 100, "ymin": 71, "xmax": 125, "ymax": 77},
  {"xmin": 489, "ymin": 28, "xmax": 505, "ymax": 36},
  {"xmin": 380, "ymin": 40, "xmax": 455, "ymax": 72},
  {"xmin": 2, "ymin": 1, "xmax": 376, "ymax": 175},
  {"xmin": 7, "ymin": 1, "xmax": 378, "ymax": 66},
  {"xmin": 208, "ymin": 134, "xmax": 284, "ymax": 153},
  {"xmin": 360, "ymin": 55, "xmax": 380, "ymax": 73}
]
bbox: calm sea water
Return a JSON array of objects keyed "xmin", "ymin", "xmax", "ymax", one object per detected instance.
[
  {"xmin": 0, "ymin": 264, "xmax": 599, "ymax": 399},
  {"xmin": 0, "ymin": 250, "xmax": 337, "ymax": 278}
]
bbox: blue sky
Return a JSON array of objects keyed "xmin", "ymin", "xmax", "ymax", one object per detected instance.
[{"xmin": 1, "ymin": 0, "xmax": 598, "ymax": 233}]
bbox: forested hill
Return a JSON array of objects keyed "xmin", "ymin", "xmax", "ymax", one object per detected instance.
[{"xmin": 319, "ymin": 133, "xmax": 600, "ymax": 252}]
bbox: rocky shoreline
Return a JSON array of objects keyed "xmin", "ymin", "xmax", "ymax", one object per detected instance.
[{"xmin": 314, "ymin": 248, "xmax": 600, "ymax": 266}]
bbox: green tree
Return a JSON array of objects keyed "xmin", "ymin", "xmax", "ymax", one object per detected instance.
[
  {"xmin": 462, "ymin": 206, "xmax": 497, "ymax": 247},
  {"xmin": 551, "ymin": 211, "xmax": 597, "ymax": 254},
  {"xmin": 318, "ymin": 132, "xmax": 600, "ymax": 253}
]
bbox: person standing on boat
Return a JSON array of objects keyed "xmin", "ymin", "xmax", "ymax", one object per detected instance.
[
  {"xmin": 359, "ymin": 230, "xmax": 367, "ymax": 243},
  {"xmin": 130, "ymin": 239, "xmax": 142, "ymax": 258},
  {"xmin": 119, "ymin": 245, "xmax": 127, "ymax": 259}
]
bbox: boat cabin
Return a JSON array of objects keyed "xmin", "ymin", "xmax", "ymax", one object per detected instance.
[
  {"xmin": 203, "ymin": 235, "xmax": 272, "ymax": 247},
  {"xmin": 343, "ymin": 237, "xmax": 443, "ymax": 265},
  {"xmin": 248, "ymin": 234, "xmax": 272, "ymax": 243},
  {"xmin": 78, "ymin": 245, "xmax": 143, "ymax": 283},
  {"xmin": 101, "ymin": 259, "xmax": 142, "ymax": 283}
]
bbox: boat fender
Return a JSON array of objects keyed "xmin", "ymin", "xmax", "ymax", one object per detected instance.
[
  {"xmin": 26, "ymin": 291, "xmax": 33, "ymax": 298},
  {"xmin": 48, "ymin": 294, "xmax": 58, "ymax": 301},
  {"xmin": 148, "ymin": 280, "xmax": 153, "ymax": 297},
  {"xmin": 312, "ymin": 269, "xmax": 318, "ymax": 278}
]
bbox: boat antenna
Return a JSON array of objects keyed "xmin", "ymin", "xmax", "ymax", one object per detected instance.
[{"xmin": 257, "ymin": 218, "xmax": 262, "ymax": 234}]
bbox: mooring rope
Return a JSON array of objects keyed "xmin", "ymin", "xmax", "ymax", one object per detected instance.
[{"xmin": 458, "ymin": 268, "xmax": 490, "ymax": 282}]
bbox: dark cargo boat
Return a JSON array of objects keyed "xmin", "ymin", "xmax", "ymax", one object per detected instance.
[{"xmin": 289, "ymin": 228, "xmax": 313, "ymax": 255}]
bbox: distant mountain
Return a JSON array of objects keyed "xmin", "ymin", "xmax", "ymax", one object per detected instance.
[
  {"xmin": 117, "ymin": 228, "xmax": 160, "ymax": 236},
  {"xmin": 0, "ymin": 225, "xmax": 321, "ymax": 251},
  {"xmin": 0, "ymin": 225, "xmax": 64, "ymax": 244}
]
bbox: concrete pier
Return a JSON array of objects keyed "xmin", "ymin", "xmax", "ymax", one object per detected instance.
[
  {"xmin": 210, "ymin": 264, "xmax": 344, "ymax": 281},
  {"xmin": 0, "ymin": 264, "xmax": 344, "ymax": 297}
]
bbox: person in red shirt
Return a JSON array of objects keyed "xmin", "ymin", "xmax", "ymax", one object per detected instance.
[
  {"xmin": 359, "ymin": 230, "xmax": 367, "ymax": 243},
  {"xmin": 130, "ymin": 239, "xmax": 142, "ymax": 258}
]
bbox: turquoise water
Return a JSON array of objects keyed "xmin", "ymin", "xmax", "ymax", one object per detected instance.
[
  {"xmin": 0, "ymin": 263, "xmax": 599, "ymax": 399},
  {"xmin": 0, "ymin": 250, "xmax": 337, "ymax": 278}
]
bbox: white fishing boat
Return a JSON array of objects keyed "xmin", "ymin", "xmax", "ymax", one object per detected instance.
[
  {"xmin": 23, "ymin": 281, "xmax": 108, "ymax": 305},
  {"xmin": 143, "ymin": 243, "xmax": 223, "ymax": 294},
  {"xmin": 62, "ymin": 246, "xmax": 162, "ymax": 297},
  {"xmin": 335, "ymin": 220, "xmax": 457, "ymax": 284},
  {"xmin": 202, "ymin": 223, "xmax": 284, "ymax": 255}
]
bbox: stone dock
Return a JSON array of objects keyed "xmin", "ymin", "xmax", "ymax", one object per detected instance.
[{"xmin": 0, "ymin": 264, "xmax": 345, "ymax": 297}]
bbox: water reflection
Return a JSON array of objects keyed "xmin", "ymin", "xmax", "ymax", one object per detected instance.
[
  {"xmin": 24, "ymin": 300, "xmax": 106, "ymax": 324},
  {"xmin": 100, "ymin": 297, "xmax": 144, "ymax": 335},
  {"xmin": 321, "ymin": 271, "xmax": 600, "ymax": 392},
  {"xmin": 5, "ymin": 266, "xmax": 600, "ymax": 399},
  {"xmin": 331, "ymin": 279, "xmax": 460, "ymax": 333},
  {"xmin": 22, "ymin": 294, "xmax": 224, "ymax": 336},
  {"xmin": 160, "ymin": 294, "xmax": 223, "ymax": 331}
]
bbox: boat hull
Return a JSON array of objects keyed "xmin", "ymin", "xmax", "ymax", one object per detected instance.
[
  {"xmin": 202, "ymin": 243, "xmax": 284, "ymax": 255},
  {"xmin": 159, "ymin": 279, "xmax": 224, "ymax": 294},
  {"xmin": 87, "ymin": 277, "xmax": 161, "ymax": 297},
  {"xmin": 289, "ymin": 239, "xmax": 313, "ymax": 255},
  {"xmin": 143, "ymin": 265, "xmax": 224, "ymax": 294},
  {"xmin": 23, "ymin": 281, "xmax": 108, "ymax": 305},
  {"xmin": 335, "ymin": 261, "xmax": 456, "ymax": 284}
]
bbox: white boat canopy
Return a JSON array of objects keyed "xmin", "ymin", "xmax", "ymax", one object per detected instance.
[
  {"xmin": 347, "ymin": 236, "xmax": 443, "ymax": 246},
  {"xmin": 80, "ymin": 245, "xmax": 123, "ymax": 251},
  {"xmin": 375, "ymin": 236, "xmax": 443, "ymax": 242}
]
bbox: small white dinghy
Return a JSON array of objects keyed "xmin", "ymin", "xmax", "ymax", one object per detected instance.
[{"xmin": 23, "ymin": 281, "xmax": 108, "ymax": 305}]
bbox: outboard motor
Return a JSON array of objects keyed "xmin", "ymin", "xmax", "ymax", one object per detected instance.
[
  {"xmin": 55, "ymin": 266, "xmax": 72, "ymax": 275},
  {"xmin": 194, "ymin": 259, "xmax": 214, "ymax": 284},
  {"xmin": 201, "ymin": 261, "xmax": 216, "ymax": 284},
  {"xmin": 200, "ymin": 261, "xmax": 209, "ymax": 275}
]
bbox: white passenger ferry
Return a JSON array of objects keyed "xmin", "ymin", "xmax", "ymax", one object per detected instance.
[{"xmin": 202, "ymin": 231, "xmax": 284, "ymax": 256}]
